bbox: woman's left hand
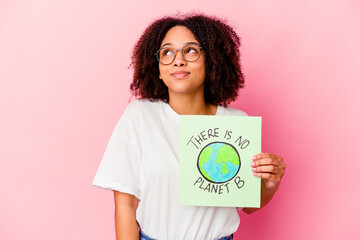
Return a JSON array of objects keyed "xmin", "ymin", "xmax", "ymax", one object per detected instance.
[{"xmin": 251, "ymin": 153, "xmax": 286, "ymax": 191}]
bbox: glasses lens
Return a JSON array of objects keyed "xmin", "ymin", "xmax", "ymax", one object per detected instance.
[
  {"xmin": 159, "ymin": 48, "xmax": 174, "ymax": 65},
  {"xmin": 182, "ymin": 44, "xmax": 201, "ymax": 62},
  {"xmin": 157, "ymin": 44, "xmax": 202, "ymax": 64}
]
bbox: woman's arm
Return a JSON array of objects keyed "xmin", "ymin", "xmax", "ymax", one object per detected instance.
[
  {"xmin": 113, "ymin": 191, "xmax": 139, "ymax": 240},
  {"xmin": 243, "ymin": 153, "xmax": 286, "ymax": 214}
]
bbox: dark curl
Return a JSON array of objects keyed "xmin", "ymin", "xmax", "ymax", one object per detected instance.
[{"xmin": 130, "ymin": 13, "xmax": 245, "ymax": 106}]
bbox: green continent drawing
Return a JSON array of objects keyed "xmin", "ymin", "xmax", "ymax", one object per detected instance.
[{"xmin": 197, "ymin": 142, "xmax": 240, "ymax": 183}]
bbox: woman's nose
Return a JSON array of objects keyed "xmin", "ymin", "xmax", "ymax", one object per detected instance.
[{"xmin": 173, "ymin": 50, "xmax": 186, "ymax": 66}]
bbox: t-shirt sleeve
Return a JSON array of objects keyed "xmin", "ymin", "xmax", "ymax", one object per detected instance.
[{"xmin": 92, "ymin": 106, "xmax": 141, "ymax": 200}]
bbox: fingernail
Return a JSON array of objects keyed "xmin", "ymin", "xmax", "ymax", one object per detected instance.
[
  {"xmin": 250, "ymin": 162, "xmax": 255, "ymax": 167},
  {"xmin": 252, "ymin": 156, "xmax": 257, "ymax": 160},
  {"xmin": 253, "ymin": 172, "xmax": 258, "ymax": 176},
  {"xmin": 252, "ymin": 168, "xmax": 257, "ymax": 172}
]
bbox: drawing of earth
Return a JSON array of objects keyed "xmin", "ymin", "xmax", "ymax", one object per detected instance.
[{"xmin": 197, "ymin": 142, "xmax": 240, "ymax": 183}]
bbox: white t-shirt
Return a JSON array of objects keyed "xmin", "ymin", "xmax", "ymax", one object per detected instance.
[{"xmin": 92, "ymin": 99, "xmax": 248, "ymax": 240}]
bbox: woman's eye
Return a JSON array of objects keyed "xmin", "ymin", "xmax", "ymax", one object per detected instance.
[
  {"xmin": 162, "ymin": 49, "xmax": 172, "ymax": 56},
  {"xmin": 185, "ymin": 47, "xmax": 198, "ymax": 54}
]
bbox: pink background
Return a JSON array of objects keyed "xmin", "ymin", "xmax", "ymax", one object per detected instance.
[{"xmin": 1, "ymin": 0, "xmax": 359, "ymax": 239}]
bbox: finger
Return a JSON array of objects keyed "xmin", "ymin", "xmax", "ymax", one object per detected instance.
[
  {"xmin": 252, "ymin": 165, "xmax": 280, "ymax": 174},
  {"xmin": 264, "ymin": 177, "xmax": 281, "ymax": 190},
  {"xmin": 252, "ymin": 153, "xmax": 272, "ymax": 160},
  {"xmin": 251, "ymin": 158, "xmax": 280, "ymax": 167},
  {"xmin": 253, "ymin": 172, "xmax": 276, "ymax": 180},
  {"xmin": 253, "ymin": 153, "xmax": 282, "ymax": 162},
  {"xmin": 253, "ymin": 173, "xmax": 281, "ymax": 186}
]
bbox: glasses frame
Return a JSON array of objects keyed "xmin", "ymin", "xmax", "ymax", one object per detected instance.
[{"xmin": 155, "ymin": 43, "xmax": 203, "ymax": 65}]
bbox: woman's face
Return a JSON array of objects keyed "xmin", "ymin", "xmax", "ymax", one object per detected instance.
[{"xmin": 158, "ymin": 26, "xmax": 206, "ymax": 99}]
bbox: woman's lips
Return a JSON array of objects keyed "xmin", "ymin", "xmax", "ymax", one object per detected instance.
[{"xmin": 171, "ymin": 71, "xmax": 190, "ymax": 79}]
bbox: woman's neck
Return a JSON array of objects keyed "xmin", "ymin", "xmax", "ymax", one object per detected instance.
[{"xmin": 168, "ymin": 94, "xmax": 217, "ymax": 115}]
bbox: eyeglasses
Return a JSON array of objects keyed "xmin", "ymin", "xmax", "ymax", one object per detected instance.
[{"xmin": 155, "ymin": 43, "xmax": 203, "ymax": 65}]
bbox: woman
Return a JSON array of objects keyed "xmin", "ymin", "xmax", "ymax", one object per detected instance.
[{"xmin": 92, "ymin": 13, "xmax": 286, "ymax": 240}]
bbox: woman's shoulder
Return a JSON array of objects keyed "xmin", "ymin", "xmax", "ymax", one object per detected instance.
[
  {"xmin": 114, "ymin": 99, "xmax": 164, "ymax": 134},
  {"xmin": 126, "ymin": 98, "xmax": 156, "ymax": 109},
  {"xmin": 126, "ymin": 98, "xmax": 164, "ymax": 109},
  {"xmin": 122, "ymin": 99, "xmax": 164, "ymax": 117},
  {"xmin": 219, "ymin": 105, "xmax": 248, "ymax": 116}
]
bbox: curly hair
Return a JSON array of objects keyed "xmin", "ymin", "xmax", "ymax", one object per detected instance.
[{"xmin": 129, "ymin": 13, "xmax": 245, "ymax": 106}]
